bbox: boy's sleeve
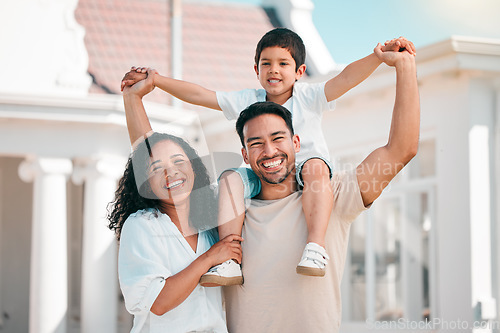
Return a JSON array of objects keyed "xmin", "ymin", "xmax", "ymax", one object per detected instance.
[
  {"xmin": 294, "ymin": 82, "xmax": 336, "ymax": 115},
  {"xmin": 118, "ymin": 213, "xmax": 172, "ymax": 316},
  {"xmin": 216, "ymin": 89, "xmax": 261, "ymax": 120}
]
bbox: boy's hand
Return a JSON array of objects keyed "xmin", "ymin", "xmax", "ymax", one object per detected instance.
[
  {"xmin": 120, "ymin": 66, "xmax": 152, "ymax": 91},
  {"xmin": 374, "ymin": 43, "xmax": 415, "ymax": 67},
  {"xmin": 122, "ymin": 68, "xmax": 156, "ymax": 98},
  {"xmin": 381, "ymin": 37, "xmax": 416, "ymax": 56}
]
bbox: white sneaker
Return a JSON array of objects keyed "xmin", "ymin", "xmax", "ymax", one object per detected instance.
[
  {"xmin": 200, "ymin": 259, "xmax": 243, "ymax": 287},
  {"xmin": 296, "ymin": 242, "xmax": 330, "ymax": 277}
]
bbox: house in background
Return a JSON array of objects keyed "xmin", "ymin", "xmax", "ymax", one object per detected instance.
[{"xmin": 0, "ymin": 0, "xmax": 499, "ymax": 332}]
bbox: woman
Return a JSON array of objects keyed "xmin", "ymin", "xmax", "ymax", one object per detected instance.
[{"xmin": 107, "ymin": 72, "xmax": 242, "ymax": 332}]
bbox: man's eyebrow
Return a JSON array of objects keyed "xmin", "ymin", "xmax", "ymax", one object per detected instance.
[
  {"xmin": 246, "ymin": 136, "xmax": 261, "ymax": 144},
  {"xmin": 246, "ymin": 131, "xmax": 288, "ymax": 144}
]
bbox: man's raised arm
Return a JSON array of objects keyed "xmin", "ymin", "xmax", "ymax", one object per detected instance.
[{"xmin": 356, "ymin": 44, "xmax": 420, "ymax": 207}]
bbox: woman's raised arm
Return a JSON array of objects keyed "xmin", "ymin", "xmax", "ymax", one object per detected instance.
[{"xmin": 122, "ymin": 69, "xmax": 156, "ymax": 145}]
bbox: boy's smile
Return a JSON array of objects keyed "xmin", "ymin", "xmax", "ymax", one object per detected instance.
[{"xmin": 254, "ymin": 46, "xmax": 306, "ymax": 105}]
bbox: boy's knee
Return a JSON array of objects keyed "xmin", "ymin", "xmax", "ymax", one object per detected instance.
[
  {"xmin": 219, "ymin": 170, "xmax": 244, "ymax": 187},
  {"xmin": 302, "ymin": 158, "xmax": 331, "ymax": 179}
]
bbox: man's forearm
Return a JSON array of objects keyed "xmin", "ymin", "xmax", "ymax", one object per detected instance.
[{"xmin": 387, "ymin": 56, "xmax": 420, "ymax": 161}]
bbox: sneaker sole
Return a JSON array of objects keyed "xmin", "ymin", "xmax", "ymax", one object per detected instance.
[
  {"xmin": 296, "ymin": 266, "xmax": 325, "ymax": 277},
  {"xmin": 199, "ymin": 275, "xmax": 243, "ymax": 287}
]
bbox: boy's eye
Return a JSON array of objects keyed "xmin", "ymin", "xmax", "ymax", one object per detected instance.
[{"xmin": 280, "ymin": 62, "xmax": 288, "ymax": 66}]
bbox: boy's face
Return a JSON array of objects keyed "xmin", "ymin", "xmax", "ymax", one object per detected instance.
[{"xmin": 254, "ymin": 47, "xmax": 306, "ymax": 105}]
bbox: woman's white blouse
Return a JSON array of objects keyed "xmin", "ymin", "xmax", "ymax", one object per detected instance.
[{"xmin": 118, "ymin": 209, "xmax": 227, "ymax": 333}]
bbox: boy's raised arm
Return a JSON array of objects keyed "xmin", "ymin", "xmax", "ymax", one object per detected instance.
[
  {"xmin": 121, "ymin": 67, "xmax": 222, "ymax": 111},
  {"xmin": 324, "ymin": 37, "xmax": 416, "ymax": 102}
]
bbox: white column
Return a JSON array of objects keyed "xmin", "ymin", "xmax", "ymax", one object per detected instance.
[
  {"xmin": 468, "ymin": 79, "xmax": 496, "ymax": 332},
  {"xmin": 495, "ymin": 80, "xmax": 500, "ymax": 324},
  {"xmin": 18, "ymin": 157, "xmax": 72, "ymax": 333},
  {"xmin": 72, "ymin": 157, "xmax": 124, "ymax": 333}
]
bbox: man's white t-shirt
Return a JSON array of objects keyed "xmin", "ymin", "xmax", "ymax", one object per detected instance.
[
  {"xmin": 224, "ymin": 170, "xmax": 367, "ymax": 333},
  {"xmin": 118, "ymin": 209, "xmax": 228, "ymax": 333},
  {"xmin": 216, "ymin": 81, "xmax": 336, "ymax": 162}
]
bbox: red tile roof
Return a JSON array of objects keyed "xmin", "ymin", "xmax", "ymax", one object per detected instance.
[{"xmin": 75, "ymin": 0, "xmax": 276, "ymax": 105}]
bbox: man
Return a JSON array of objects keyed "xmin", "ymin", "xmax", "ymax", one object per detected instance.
[{"xmin": 223, "ymin": 43, "xmax": 419, "ymax": 332}]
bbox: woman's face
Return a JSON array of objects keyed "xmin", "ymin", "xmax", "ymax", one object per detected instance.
[{"xmin": 146, "ymin": 140, "xmax": 195, "ymax": 206}]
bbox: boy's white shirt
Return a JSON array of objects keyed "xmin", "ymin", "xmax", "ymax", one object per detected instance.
[{"xmin": 216, "ymin": 81, "xmax": 336, "ymax": 163}]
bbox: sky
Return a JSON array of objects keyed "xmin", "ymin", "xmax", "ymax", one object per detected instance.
[{"xmin": 195, "ymin": 0, "xmax": 500, "ymax": 64}]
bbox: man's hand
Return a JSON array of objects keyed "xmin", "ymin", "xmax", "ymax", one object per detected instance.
[
  {"xmin": 120, "ymin": 66, "xmax": 152, "ymax": 91},
  {"xmin": 122, "ymin": 68, "xmax": 156, "ymax": 98},
  {"xmin": 381, "ymin": 37, "xmax": 416, "ymax": 56},
  {"xmin": 374, "ymin": 42, "xmax": 415, "ymax": 67}
]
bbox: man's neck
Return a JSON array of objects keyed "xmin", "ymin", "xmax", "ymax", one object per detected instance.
[{"xmin": 256, "ymin": 173, "xmax": 298, "ymax": 200}]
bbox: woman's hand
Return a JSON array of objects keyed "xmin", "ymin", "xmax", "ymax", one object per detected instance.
[
  {"xmin": 374, "ymin": 43, "xmax": 415, "ymax": 68},
  {"xmin": 122, "ymin": 68, "xmax": 157, "ymax": 98},
  {"xmin": 204, "ymin": 234, "xmax": 243, "ymax": 265}
]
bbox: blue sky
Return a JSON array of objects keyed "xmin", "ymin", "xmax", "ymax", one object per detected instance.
[{"xmin": 196, "ymin": 0, "xmax": 500, "ymax": 64}]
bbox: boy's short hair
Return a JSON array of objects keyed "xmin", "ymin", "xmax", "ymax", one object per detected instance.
[
  {"xmin": 236, "ymin": 101, "xmax": 294, "ymax": 147},
  {"xmin": 254, "ymin": 28, "xmax": 306, "ymax": 72}
]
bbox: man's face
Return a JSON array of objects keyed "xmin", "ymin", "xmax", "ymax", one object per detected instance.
[{"xmin": 241, "ymin": 114, "xmax": 300, "ymax": 185}]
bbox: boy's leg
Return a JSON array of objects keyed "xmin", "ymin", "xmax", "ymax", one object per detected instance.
[
  {"xmin": 200, "ymin": 168, "xmax": 261, "ymax": 287},
  {"xmin": 217, "ymin": 170, "xmax": 246, "ymax": 241},
  {"xmin": 296, "ymin": 158, "xmax": 333, "ymax": 277}
]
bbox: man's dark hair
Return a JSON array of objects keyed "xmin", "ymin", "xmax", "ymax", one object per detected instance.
[
  {"xmin": 254, "ymin": 28, "xmax": 306, "ymax": 72},
  {"xmin": 236, "ymin": 101, "xmax": 294, "ymax": 147}
]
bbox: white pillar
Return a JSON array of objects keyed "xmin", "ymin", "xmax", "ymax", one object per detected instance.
[
  {"xmin": 468, "ymin": 79, "xmax": 496, "ymax": 332},
  {"xmin": 18, "ymin": 157, "xmax": 72, "ymax": 333},
  {"xmin": 72, "ymin": 157, "xmax": 124, "ymax": 333}
]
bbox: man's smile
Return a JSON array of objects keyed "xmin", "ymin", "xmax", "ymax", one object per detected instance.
[{"xmin": 259, "ymin": 155, "xmax": 286, "ymax": 172}]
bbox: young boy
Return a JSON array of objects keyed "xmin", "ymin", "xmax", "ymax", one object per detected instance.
[{"xmin": 122, "ymin": 29, "xmax": 415, "ymax": 286}]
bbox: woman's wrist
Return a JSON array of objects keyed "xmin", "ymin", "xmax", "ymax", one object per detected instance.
[
  {"xmin": 196, "ymin": 252, "xmax": 215, "ymax": 272},
  {"xmin": 123, "ymin": 91, "xmax": 143, "ymax": 101}
]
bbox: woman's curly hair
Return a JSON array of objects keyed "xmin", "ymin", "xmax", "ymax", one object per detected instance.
[{"xmin": 107, "ymin": 133, "xmax": 218, "ymax": 239}]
